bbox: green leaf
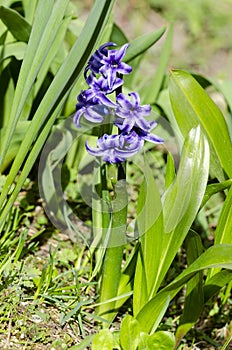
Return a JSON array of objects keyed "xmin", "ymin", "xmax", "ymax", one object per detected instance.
[
  {"xmin": 214, "ymin": 186, "xmax": 232, "ymax": 245},
  {"xmin": 169, "ymin": 69, "xmax": 232, "ymax": 178},
  {"xmin": 207, "ymin": 186, "xmax": 232, "ymax": 280},
  {"xmin": 0, "ymin": 121, "xmax": 30, "ymax": 172},
  {"xmin": 134, "ymin": 127, "xmax": 209, "ymax": 317},
  {"xmin": 0, "ymin": 5, "xmax": 31, "ymax": 42},
  {"xmin": 200, "ymin": 179, "xmax": 232, "ymax": 209},
  {"xmin": 69, "ymin": 335, "xmax": 95, "ymax": 350},
  {"xmin": 39, "ymin": 125, "xmax": 74, "ymax": 228},
  {"xmin": 156, "ymin": 127, "xmax": 209, "ymax": 287},
  {"xmin": 165, "ymin": 152, "xmax": 176, "ymax": 190},
  {"xmin": 120, "ymin": 315, "xmax": 141, "ymax": 350},
  {"xmin": 204, "ymin": 270, "xmax": 232, "ymax": 302},
  {"xmin": 0, "ymin": 42, "xmax": 27, "ymax": 64},
  {"xmin": 110, "ymin": 23, "xmax": 128, "ymax": 45},
  {"xmin": 140, "ymin": 24, "xmax": 173, "ymax": 103},
  {"xmin": 22, "ymin": 0, "xmax": 37, "ymax": 24},
  {"xmin": 212, "ymin": 79, "xmax": 232, "ymax": 118},
  {"xmin": 136, "ymin": 244, "xmax": 232, "ymax": 334},
  {"xmin": 133, "ymin": 155, "xmax": 163, "ymax": 315},
  {"xmin": 145, "ymin": 331, "xmax": 175, "ymax": 350},
  {"xmin": 175, "ymin": 230, "xmax": 204, "ymax": 346},
  {"xmin": 0, "ymin": 0, "xmax": 115, "ymax": 229},
  {"xmin": 124, "ymin": 27, "xmax": 166, "ymax": 63},
  {"xmin": 92, "ymin": 329, "xmax": 114, "ymax": 350}
]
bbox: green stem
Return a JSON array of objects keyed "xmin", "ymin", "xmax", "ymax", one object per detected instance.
[
  {"xmin": 98, "ymin": 161, "xmax": 128, "ymax": 325},
  {"xmin": 97, "ymin": 72, "xmax": 127, "ymax": 325}
]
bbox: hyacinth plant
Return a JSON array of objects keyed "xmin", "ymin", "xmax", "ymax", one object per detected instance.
[
  {"xmin": 71, "ymin": 40, "xmax": 232, "ymax": 349},
  {"xmin": 73, "ymin": 42, "xmax": 164, "ymax": 323}
]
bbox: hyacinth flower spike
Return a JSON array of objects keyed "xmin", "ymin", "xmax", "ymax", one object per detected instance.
[
  {"xmin": 86, "ymin": 74, "xmax": 121, "ymax": 106},
  {"xmin": 115, "ymin": 92, "xmax": 152, "ymax": 132},
  {"xmin": 84, "ymin": 42, "xmax": 117, "ymax": 79},
  {"xmin": 99, "ymin": 43, "xmax": 133, "ymax": 89},
  {"xmin": 86, "ymin": 131, "xmax": 144, "ymax": 164}
]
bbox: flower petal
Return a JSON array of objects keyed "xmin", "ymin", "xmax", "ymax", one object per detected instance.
[
  {"xmin": 142, "ymin": 133, "xmax": 164, "ymax": 144},
  {"xmin": 117, "ymin": 62, "xmax": 133, "ymax": 75},
  {"xmin": 85, "ymin": 141, "xmax": 105, "ymax": 156},
  {"xmin": 129, "ymin": 92, "xmax": 140, "ymax": 107},
  {"xmin": 84, "ymin": 107, "xmax": 104, "ymax": 123},
  {"xmin": 115, "ymin": 43, "xmax": 130, "ymax": 61},
  {"xmin": 116, "ymin": 93, "xmax": 132, "ymax": 109}
]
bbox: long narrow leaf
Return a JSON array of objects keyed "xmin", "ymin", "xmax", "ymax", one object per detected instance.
[
  {"xmin": 140, "ymin": 24, "xmax": 173, "ymax": 103},
  {"xmin": 124, "ymin": 27, "xmax": 166, "ymax": 63},
  {"xmin": 0, "ymin": 5, "xmax": 31, "ymax": 42},
  {"xmin": 0, "ymin": 0, "xmax": 115, "ymax": 228},
  {"xmin": 0, "ymin": 0, "xmax": 54, "ymax": 168}
]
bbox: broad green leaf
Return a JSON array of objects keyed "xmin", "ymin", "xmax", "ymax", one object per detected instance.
[
  {"xmin": 214, "ymin": 185, "xmax": 232, "ymax": 245},
  {"xmin": 200, "ymin": 179, "xmax": 232, "ymax": 209},
  {"xmin": 165, "ymin": 152, "xmax": 176, "ymax": 190},
  {"xmin": 133, "ymin": 155, "xmax": 163, "ymax": 315},
  {"xmin": 154, "ymin": 127, "xmax": 209, "ymax": 292},
  {"xmin": 157, "ymin": 88, "xmax": 184, "ymax": 147},
  {"xmin": 0, "ymin": 5, "xmax": 31, "ymax": 42},
  {"xmin": 0, "ymin": 0, "xmax": 115, "ymax": 228},
  {"xmin": 163, "ymin": 127, "xmax": 209, "ymax": 233},
  {"xmin": 92, "ymin": 329, "xmax": 114, "ymax": 350},
  {"xmin": 144, "ymin": 331, "xmax": 175, "ymax": 350},
  {"xmin": 169, "ymin": 69, "xmax": 232, "ymax": 178},
  {"xmin": 207, "ymin": 186, "xmax": 232, "ymax": 280},
  {"xmin": 204, "ymin": 270, "xmax": 232, "ymax": 302},
  {"xmin": 212, "ymin": 79, "xmax": 232, "ymax": 122},
  {"xmin": 111, "ymin": 246, "xmax": 138, "ymax": 320},
  {"xmin": 134, "ymin": 127, "xmax": 209, "ymax": 316},
  {"xmin": 136, "ymin": 244, "xmax": 232, "ymax": 334},
  {"xmin": 124, "ymin": 27, "xmax": 166, "ymax": 63},
  {"xmin": 175, "ymin": 231, "xmax": 203, "ymax": 346},
  {"xmin": 140, "ymin": 24, "xmax": 173, "ymax": 103},
  {"xmin": 0, "ymin": 42, "xmax": 27, "ymax": 64},
  {"xmin": 120, "ymin": 315, "xmax": 141, "ymax": 350}
]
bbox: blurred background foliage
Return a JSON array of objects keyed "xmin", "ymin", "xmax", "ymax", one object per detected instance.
[{"xmin": 77, "ymin": 0, "xmax": 232, "ymax": 79}]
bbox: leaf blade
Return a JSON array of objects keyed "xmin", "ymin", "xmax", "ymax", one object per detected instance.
[{"xmin": 169, "ymin": 69, "xmax": 232, "ymax": 178}]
